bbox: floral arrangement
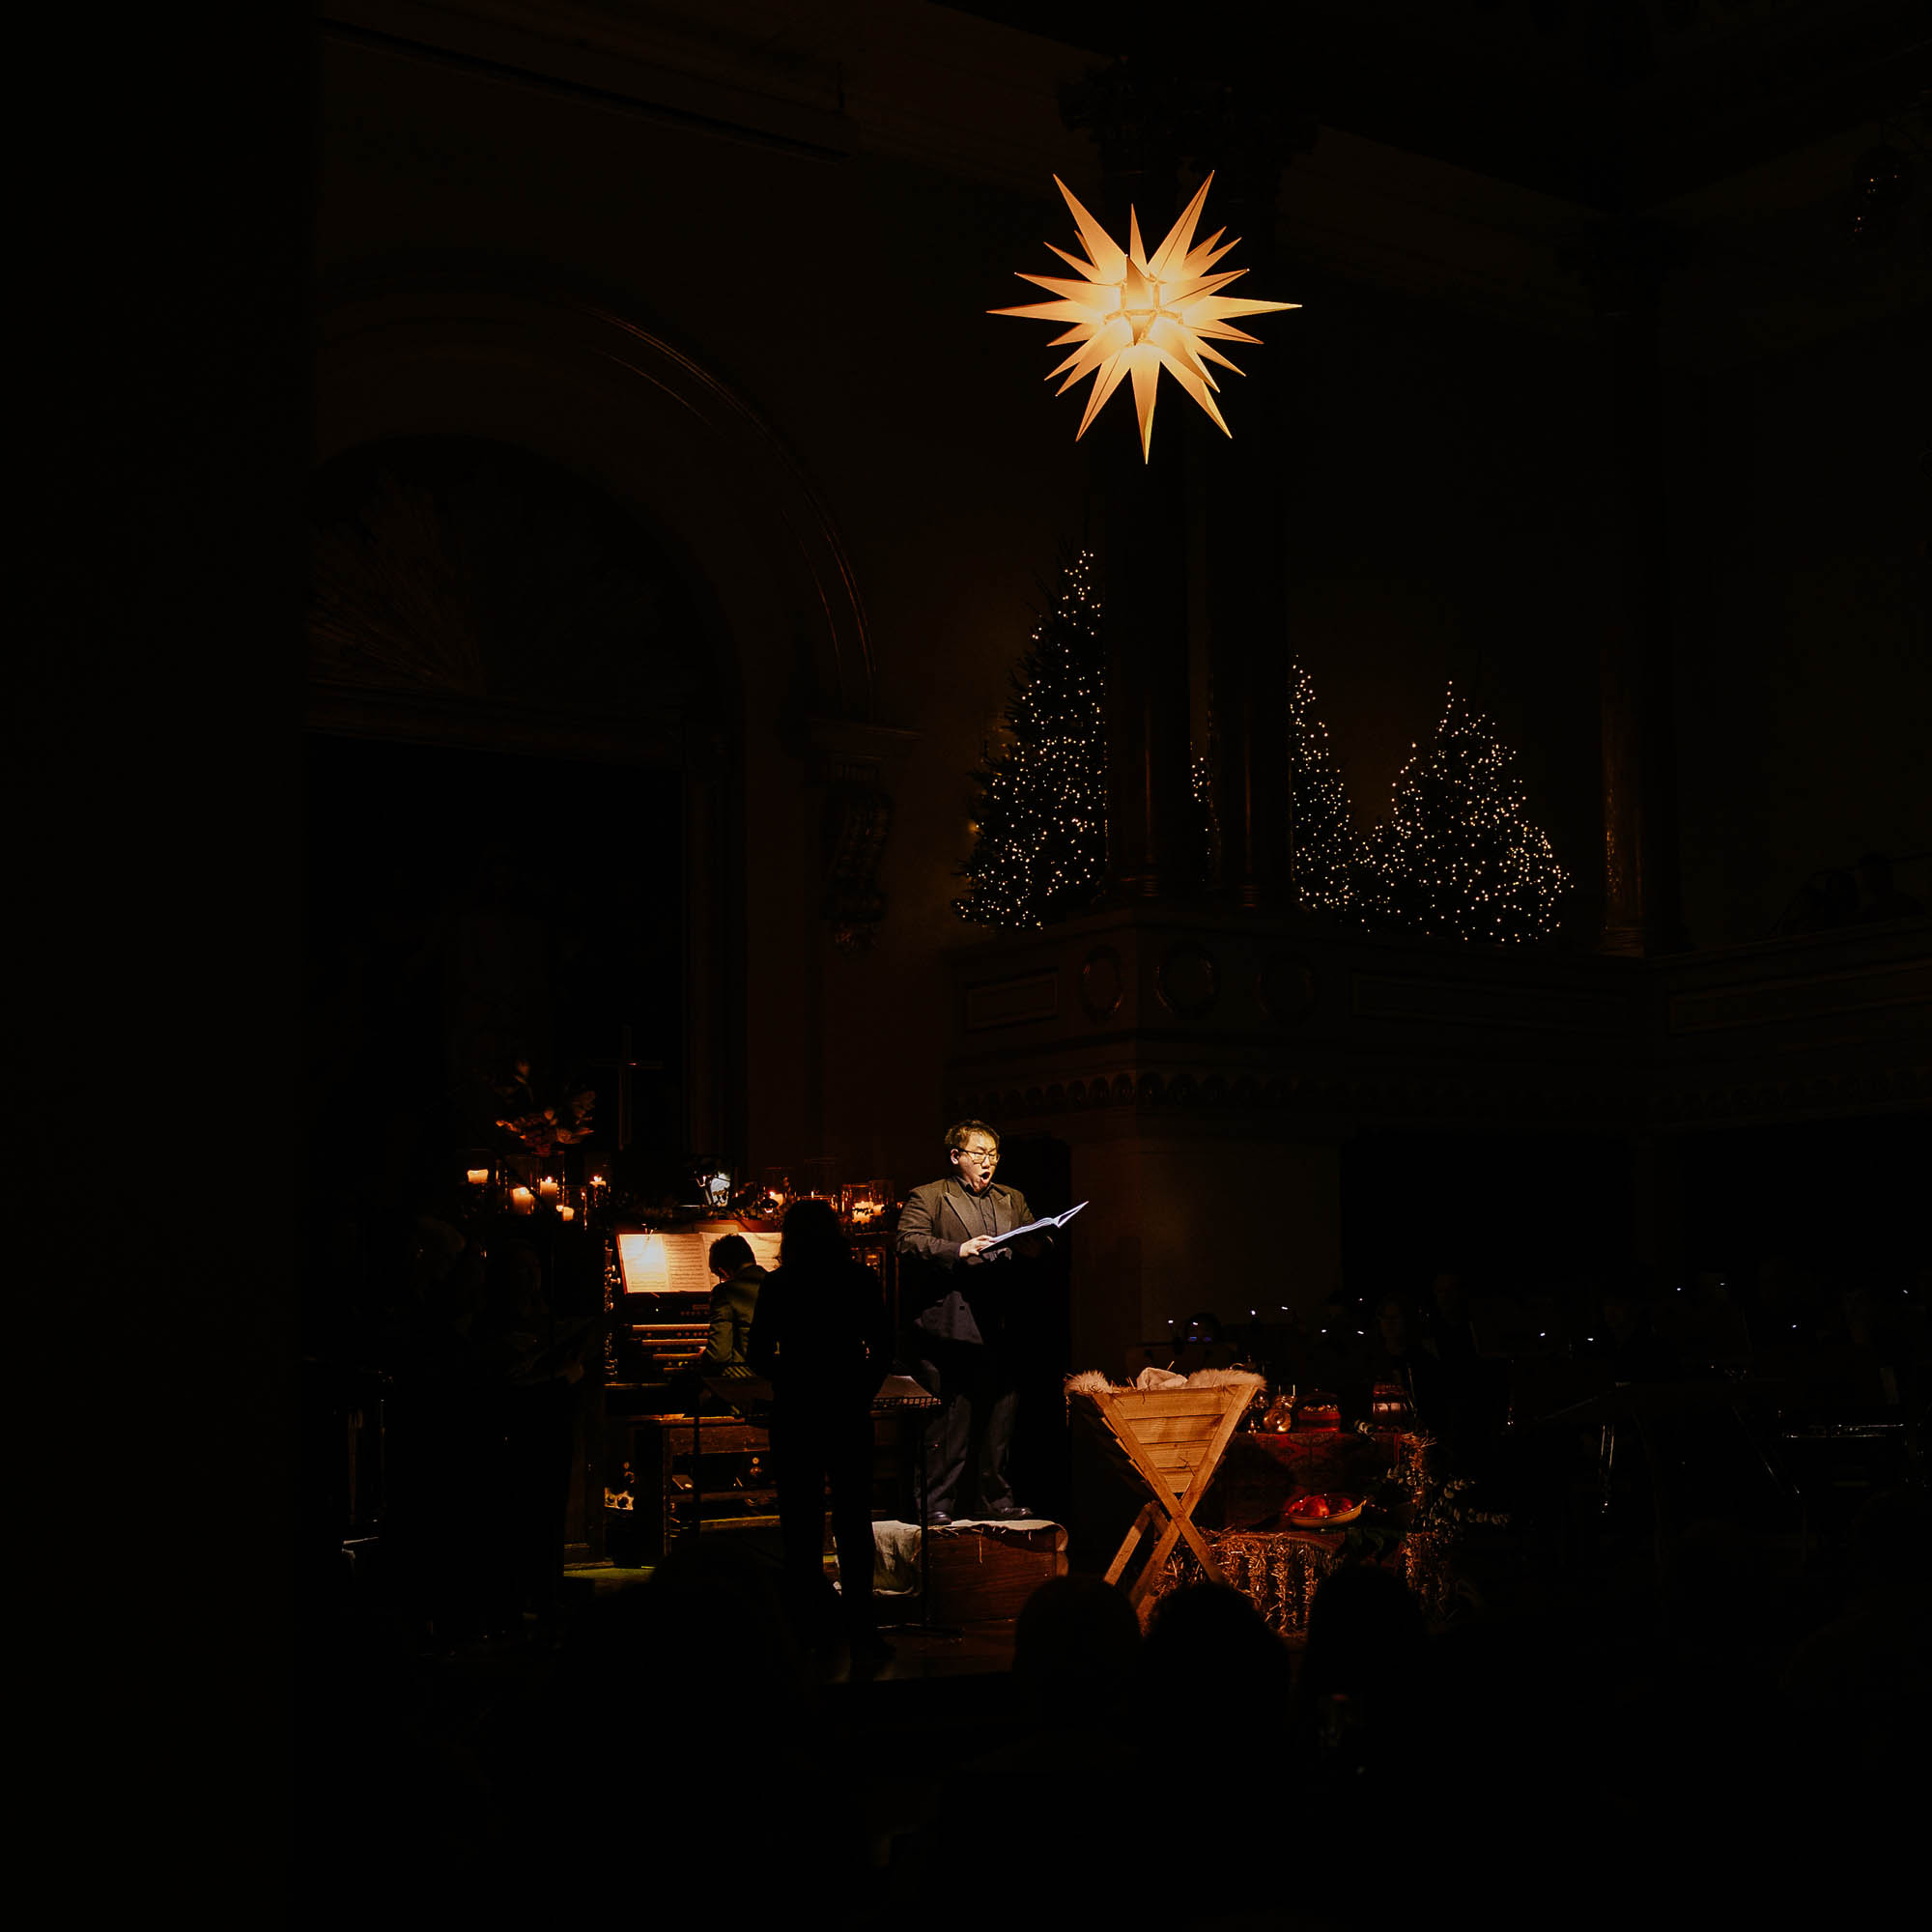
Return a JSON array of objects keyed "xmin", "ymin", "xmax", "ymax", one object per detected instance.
[
  {"xmin": 1341, "ymin": 1507, "xmax": 1405, "ymax": 1564},
  {"xmin": 493, "ymin": 1060, "xmax": 596, "ymax": 1155},
  {"xmin": 1339, "ymin": 1435, "xmax": 1512, "ymax": 1616},
  {"xmin": 1405, "ymin": 1470, "xmax": 1511, "ymax": 1541}
]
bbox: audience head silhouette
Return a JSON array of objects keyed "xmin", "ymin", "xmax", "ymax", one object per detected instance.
[
  {"xmin": 1013, "ymin": 1575, "xmax": 1141, "ymax": 1714},
  {"xmin": 1300, "ymin": 1562, "xmax": 1427, "ymax": 1706},
  {"xmin": 1141, "ymin": 1581, "xmax": 1293, "ymax": 1716}
]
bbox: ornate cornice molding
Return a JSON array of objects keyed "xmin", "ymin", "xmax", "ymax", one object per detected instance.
[
  {"xmin": 945, "ymin": 913, "xmax": 1932, "ymax": 1138},
  {"xmin": 950, "ymin": 1054, "xmax": 1931, "ymax": 1137}
]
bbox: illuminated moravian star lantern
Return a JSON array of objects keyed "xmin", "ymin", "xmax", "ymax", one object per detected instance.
[{"xmin": 992, "ymin": 173, "xmax": 1298, "ymax": 459}]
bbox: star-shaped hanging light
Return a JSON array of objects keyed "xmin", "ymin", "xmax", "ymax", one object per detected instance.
[{"xmin": 991, "ymin": 172, "xmax": 1298, "ymax": 460}]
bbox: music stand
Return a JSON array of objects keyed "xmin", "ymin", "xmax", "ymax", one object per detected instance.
[{"xmin": 870, "ymin": 1375, "xmax": 946, "ymax": 1634}]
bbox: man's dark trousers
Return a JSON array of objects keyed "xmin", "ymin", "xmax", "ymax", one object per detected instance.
[{"xmin": 910, "ymin": 1335, "xmax": 1018, "ymax": 1519}]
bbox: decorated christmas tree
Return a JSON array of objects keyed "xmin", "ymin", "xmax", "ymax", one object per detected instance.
[
  {"xmin": 1354, "ymin": 686, "xmax": 1568, "ymax": 943},
  {"xmin": 1286, "ymin": 656, "xmax": 1354, "ymax": 911},
  {"xmin": 954, "ymin": 552, "xmax": 1109, "ymax": 929}
]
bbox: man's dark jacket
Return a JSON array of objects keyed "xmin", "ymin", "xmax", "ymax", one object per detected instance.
[{"xmin": 895, "ymin": 1177, "xmax": 1042, "ymax": 1347}]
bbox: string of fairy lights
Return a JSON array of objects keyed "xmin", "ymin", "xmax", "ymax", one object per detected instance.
[
  {"xmin": 1192, "ymin": 753, "xmax": 1218, "ymax": 886},
  {"xmin": 956, "ymin": 566, "xmax": 1566, "ymax": 944}
]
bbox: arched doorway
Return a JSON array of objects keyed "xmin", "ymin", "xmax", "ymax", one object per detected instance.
[
  {"xmin": 311, "ymin": 280, "xmax": 888, "ymax": 1194},
  {"xmin": 303, "ymin": 434, "xmax": 720, "ymax": 1279}
]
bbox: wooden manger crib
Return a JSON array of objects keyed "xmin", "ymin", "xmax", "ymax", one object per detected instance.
[{"xmin": 1066, "ymin": 1372, "xmax": 1264, "ymax": 1619}]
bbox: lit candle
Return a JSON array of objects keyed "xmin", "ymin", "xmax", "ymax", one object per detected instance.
[
  {"xmin": 465, "ymin": 1167, "xmax": 490, "ymax": 1187},
  {"xmin": 558, "ymin": 1205, "xmax": 577, "ymax": 1222},
  {"xmin": 510, "ymin": 1186, "xmax": 535, "ymax": 1215},
  {"xmin": 537, "ymin": 1177, "xmax": 560, "ymax": 1202}
]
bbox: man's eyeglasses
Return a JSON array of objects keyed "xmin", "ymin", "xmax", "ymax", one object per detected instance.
[{"xmin": 957, "ymin": 1146, "xmax": 999, "ymax": 1166}]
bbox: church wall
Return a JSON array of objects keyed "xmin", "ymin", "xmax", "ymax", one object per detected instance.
[
  {"xmin": 1665, "ymin": 309, "xmax": 1928, "ymax": 947},
  {"xmin": 1066, "ymin": 1130, "xmax": 1343, "ymax": 1379},
  {"xmin": 1276, "ymin": 270, "xmax": 1610, "ymax": 944},
  {"xmin": 314, "ymin": 17, "xmax": 1926, "ymax": 1215},
  {"xmin": 316, "ymin": 36, "xmax": 1090, "ymax": 1191}
]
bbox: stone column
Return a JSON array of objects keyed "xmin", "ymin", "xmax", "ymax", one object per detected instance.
[
  {"xmin": 1098, "ymin": 421, "xmax": 1194, "ymax": 898},
  {"xmin": 1204, "ymin": 108, "xmax": 1309, "ymax": 909},
  {"xmin": 1579, "ymin": 218, "xmax": 1690, "ymax": 957},
  {"xmin": 1067, "ymin": 60, "xmax": 1199, "ymax": 902}
]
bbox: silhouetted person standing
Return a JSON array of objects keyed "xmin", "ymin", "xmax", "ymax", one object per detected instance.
[
  {"xmin": 750, "ymin": 1199, "xmax": 894, "ymax": 1660},
  {"xmin": 475, "ymin": 1236, "xmax": 592, "ymax": 1640},
  {"xmin": 1589, "ymin": 1282, "xmax": 1676, "ymax": 1381},
  {"xmin": 1362, "ymin": 1293, "xmax": 1444, "ymax": 1436},
  {"xmin": 1427, "ymin": 1268, "xmax": 1478, "ymax": 1371}
]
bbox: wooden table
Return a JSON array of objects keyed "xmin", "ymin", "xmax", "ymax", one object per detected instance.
[{"xmin": 1208, "ymin": 1427, "xmax": 1406, "ymax": 1529}]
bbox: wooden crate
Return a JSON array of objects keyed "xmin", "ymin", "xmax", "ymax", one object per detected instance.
[{"xmin": 925, "ymin": 1521, "xmax": 1068, "ymax": 1622}]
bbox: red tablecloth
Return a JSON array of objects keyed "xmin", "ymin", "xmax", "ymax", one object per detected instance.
[
  {"xmin": 1207, "ymin": 1427, "xmax": 1406, "ymax": 1530},
  {"xmin": 1147, "ymin": 1430, "xmax": 1455, "ymax": 1632}
]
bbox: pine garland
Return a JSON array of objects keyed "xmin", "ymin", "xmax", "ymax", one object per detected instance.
[
  {"xmin": 954, "ymin": 552, "xmax": 1109, "ymax": 929},
  {"xmin": 1354, "ymin": 685, "xmax": 1568, "ymax": 943}
]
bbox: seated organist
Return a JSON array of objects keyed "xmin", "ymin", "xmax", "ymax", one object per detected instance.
[{"xmin": 695, "ymin": 1234, "xmax": 765, "ymax": 1381}]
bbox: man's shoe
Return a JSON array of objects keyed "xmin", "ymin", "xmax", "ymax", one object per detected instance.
[
  {"xmin": 981, "ymin": 1501, "xmax": 1039, "ymax": 1520},
  {"xmin": 924, "ymin": 1510, "xmax": 955, "ymax": 1527}
]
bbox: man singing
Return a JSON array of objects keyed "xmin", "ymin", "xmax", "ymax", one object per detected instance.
[{"xmin": 895, "ymin": 1120, "xmax": 1048, "ymax": 1523}]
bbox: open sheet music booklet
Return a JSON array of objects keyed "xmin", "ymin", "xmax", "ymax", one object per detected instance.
[{"xmin": 983, "ymin": 1201, "xmax": 1088, "ymax": 1251}]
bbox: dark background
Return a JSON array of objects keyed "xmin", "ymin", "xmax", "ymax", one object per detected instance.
[{"xmin": 30, "ymin": 3, "xmax": 1925, "ymax": 1909}]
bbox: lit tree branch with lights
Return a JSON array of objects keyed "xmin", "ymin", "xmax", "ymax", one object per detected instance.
[
  {"xmin": 954, "ymin": 552, "xmax": 1109, "ymax": 929},
  {"xmin": 1286, "ymin": 656, "xmax": 1354, "ymax": 911},
  {"xmin": 1193, "ymin": 753, "xmax": 1219, "ymax": 890},
  {"xmin": 1354, "ymin": 686, "xmax": 1568, "ymax": 944}
]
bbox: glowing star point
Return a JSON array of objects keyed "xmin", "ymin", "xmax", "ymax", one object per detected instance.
[{"xmin": 992, "ymin": 172, "xmax": 1298, "ymax": 458}]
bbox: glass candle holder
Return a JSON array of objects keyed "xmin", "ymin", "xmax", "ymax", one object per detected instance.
[{"xmin": 840, "ymin": 1179, "xmax": 890, "ymax": 1227}]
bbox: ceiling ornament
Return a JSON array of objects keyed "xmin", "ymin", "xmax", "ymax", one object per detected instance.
[{"xmin": 991, "ymin": 173, "xmax": 1298, "ymax": 460}]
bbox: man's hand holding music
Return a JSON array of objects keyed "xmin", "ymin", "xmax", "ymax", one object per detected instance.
[{"xmin": 959, "ymin": 1235, "xmax": 998, "ymax": 1260}]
